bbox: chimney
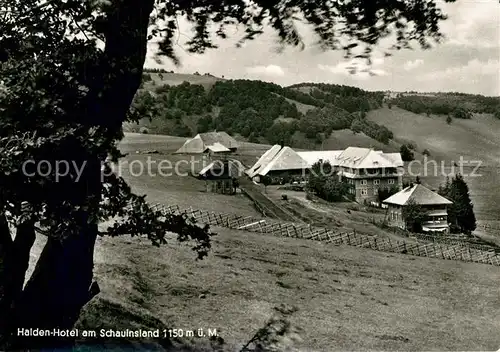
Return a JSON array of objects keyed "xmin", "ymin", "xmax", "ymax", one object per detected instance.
[{"xmin": 280, "ymin": 140, "xmax": 284, "ymax": 148}]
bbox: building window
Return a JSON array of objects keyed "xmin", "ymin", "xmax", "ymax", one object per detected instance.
[
  {"xmin": 361, "ymin": 180, "xmax": 367, "ymax": 185},
  {"xmin": 374, "ymin": 179, "xmax": 380, "ymax": 185},
  {"xmin": 388, "ymin": 179, "xmax": 395, "ymax": 184},
  {"xmin": 391, "ymin": 211, "xmax": 395, "ymax": 220},
  {"xmin": 373, "ymin": 188, "xmax": 378, "ymax": 195},
  {"xmin": 361, "ymin": 189, "xmax": 368, "ymax": 196}
]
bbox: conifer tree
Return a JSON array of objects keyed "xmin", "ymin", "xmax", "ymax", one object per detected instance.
[{"xmin": 438, "ymin": 174, "xmax": 476, "ymax": 234}]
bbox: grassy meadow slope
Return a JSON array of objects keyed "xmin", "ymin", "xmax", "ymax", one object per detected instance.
[
  {"xmin": 367, "ymin": 106, "xmax": 500, "ymax": 165},
  {"xmin": 321, "ymin": 129, "xmax": 401, "ymax": 152},
  {"xmin": 112, "ymin": 133, "xmax": 500, "ymax": 350},
  {"xmin": 85, "ymin": 228, "xmax": 500, "ymax": 351},
  {"xmin": 368, "ymin": 106, "xmax": 500, "ymax": 221},
  {"xmin": 116, "ymin": 133, "xmax": 261, "ymax": 215},
  {"xmin": 23, "ymin": 131, "xmax": 500, "ymax": 351}
]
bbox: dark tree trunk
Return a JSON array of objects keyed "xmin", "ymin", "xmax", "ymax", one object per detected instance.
[
  {"xmin": 0, "ymin": 215, "xmax": 13, "ymax": 337},
  {"xmin": 0, "ymin": 215, "xmax": 37, "ymax": 346},
  {"xmin": 10, "ymin": 225, "xmax": 98, "ymax": 349},
  {"xmin": 2, "ymin": 0, "xmax": 155, "ymax": 349},
  {"xmin": 6, "ymin": 159, "xmax": 102, "ymax": 350}
]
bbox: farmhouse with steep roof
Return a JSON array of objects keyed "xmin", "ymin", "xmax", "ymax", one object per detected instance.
[
  {"xmin": 245, "ymin": 145, "xmax": 309, "ymax": 183},
  {"xmin": 383, "ymin": 183, "xmax": 453, "ymax": 233},
  {"xmin": 174, "ymin": 131, "xmax": 239, "ymax": 154}
]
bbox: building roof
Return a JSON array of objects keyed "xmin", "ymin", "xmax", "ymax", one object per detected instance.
[
  {"xmin": 198, "ymin": 160, "xmax": 243, "ymax": 179},
  {"xmin": 297, "ymin": 150, "xmax": 343, "ymax": 167},
  {"xmin": 336, "ymin": 147, "xmax": 402, "ymax": 169},
  {"xmin": 380, "ymin": 153, "xmax": 404, "ymax": 167},
  {"xmin": 252, "ymin": 146, "xmax": 309, "ymax": 176},
  {"xmin": 246, "ymin": 145, "xmax": 403, "ymax": 178},
  {"xmin": 198, "ymin": 132, "xmax": 239, "ymax": 150},
  {"xmin": 383, "ymin": 184, "xmax": 453, "ymax": 206},
  {"xmin": 246, "ymin": 145, "xmax": 282, "ymax": 178},
  {"xmin": 204, "ymin": 142, "xmax": 231, "ymax": 153},
  {"xmin": 174, "ymin": 131, "xmax": 238, "ymax": 154}
]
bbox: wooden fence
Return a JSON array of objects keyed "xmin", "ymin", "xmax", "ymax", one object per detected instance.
[
  {"xmin": 395, "ymin": 229, "xmax": 500, "ymax": 252},
  {"xmin": 477, "ymin": 222, "xmax": 500, "ymax": 232},
  {"xmin": 151, "ymin": 203, "xmax": 500, "ymax": 267}
]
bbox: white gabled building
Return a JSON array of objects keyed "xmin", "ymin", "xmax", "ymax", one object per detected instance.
[{"xmin": 245, "ymin": 145, "xmax": 309, "ymax": 182}]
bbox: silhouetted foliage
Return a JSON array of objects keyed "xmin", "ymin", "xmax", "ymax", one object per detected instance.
[
  {"xmin": 400, "ymin": 144, "xmax": 414, "ymax": 161},
  {"xmin": 402, "ymin": 199, "xmax": 424, "ymax": 232},
  {"xmin": 438, "ymin": 175, "xmax": 476, "ymax": 234},
  {"xmin": 307, "ymin": 161, "xmax": 348, "ymax": 202},
  {"xmin": 377, "ymin": 186, "xmax": 399, "ymax": 204},
  {"xmin": 452, "ymin": 107, "xmax": 473, "ymax": 119}
]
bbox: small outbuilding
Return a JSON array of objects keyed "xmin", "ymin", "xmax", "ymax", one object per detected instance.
[
  {"xmin": 198, "ymin": 160, "xmax": 242, "ymax": 195},
  {"xmin": 383, "ymin": 183, "xmax": 453, "ymax": 233}
]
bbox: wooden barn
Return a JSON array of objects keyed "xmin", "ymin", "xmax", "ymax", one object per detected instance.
[{"xmin": 198, "ymin": 160, "xmax": 242, "ymax": 195}]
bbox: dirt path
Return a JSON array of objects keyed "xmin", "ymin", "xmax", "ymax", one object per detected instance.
[{"xmin": 238, "ymin": 178, "xmax": 297, "ymax": 222}]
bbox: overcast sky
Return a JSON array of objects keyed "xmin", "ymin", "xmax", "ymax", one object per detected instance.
[{"xmin": 145, "ymin": 1, "xmax": 500, "ymax": 96}]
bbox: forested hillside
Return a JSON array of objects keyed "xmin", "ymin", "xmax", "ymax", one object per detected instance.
[
  {"xmin": 388, "ymin": 92, "xmax": 500, "ymax": 119},
  {"xmin": 126, "ymin": 71, "xmax": 389, "ymax": 147}
]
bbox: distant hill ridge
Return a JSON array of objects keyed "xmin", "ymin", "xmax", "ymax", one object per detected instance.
[{"xmin": 126, "ymin": 69, "xmax": 500, "ymax": 156}]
